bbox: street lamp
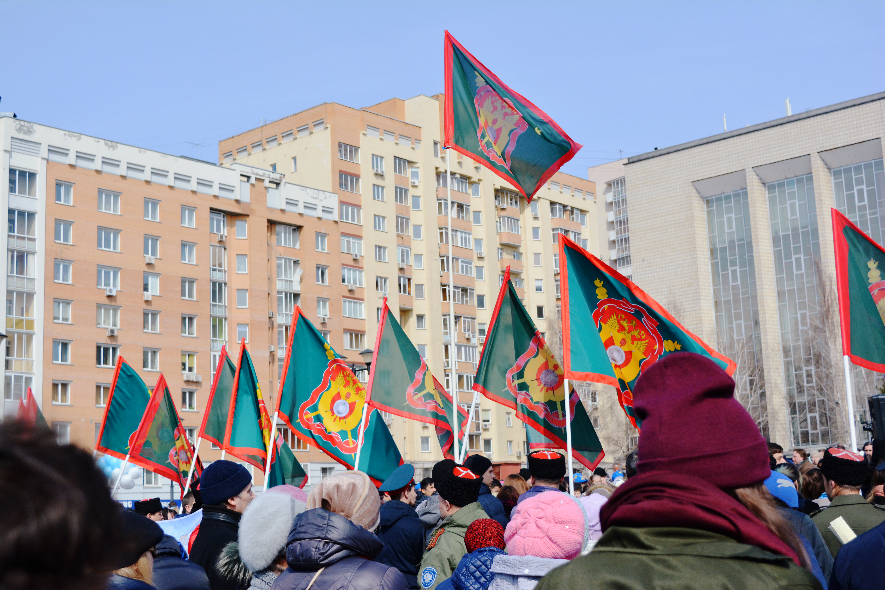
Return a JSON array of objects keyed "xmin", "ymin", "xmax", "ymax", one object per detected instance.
[{"xmin": 349, "ymin": 348, "xmax": 374, "ymax": 377}]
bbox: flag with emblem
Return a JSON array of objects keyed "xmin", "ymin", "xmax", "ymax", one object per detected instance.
[
  {"xmin": 96, "ymin": 358, "xmax": 152, "ymax": 461},
  {"xmin": 198, "ymin": 347, "xmax": 237, "ymax": 450},
  {"xmin": 128, "ymin": 374, "xmax": 202, "ymax": 497},
  {"xmin": 559, "ymin": 234, "xmax": 736, "ymax": 429},
  {"xmin": 276, "ymin": 307, "xmax": 403, "ymax": 484},
  {"xmin": 367, "ymin": 299, "xmax": 468, "ymax": 460},
  {"xmin": 472, "ymin": 268, "xmax": 605, "ymax": 471},
  {"xmin": 833, "ymin": 208, "xmax": 885, "ymax": 371},
  {"xmin": 443, "ymin": 31, "xmax": 582, "ymax": 202},
  {"xmin": 18, "ymin": 388, "xmax": 49, "ymax": 430},
  {"xmin": 224, "ymin": 339, "xmax": 270, "ymax": 471}
]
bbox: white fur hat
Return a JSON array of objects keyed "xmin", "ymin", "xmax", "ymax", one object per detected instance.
[{"xmin": 238, "ymin": 491, "xmax": 307, "ymax": 572}]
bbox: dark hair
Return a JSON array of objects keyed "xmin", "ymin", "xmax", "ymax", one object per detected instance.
[
  {"xmin": 490, "ymin": 479, "xmax": 502, "ymax": 489},
  {"xmin": 775, "ymin": 462, "xmax": 800, "ymax": 485},
  {"xmin": 794, "ymin": 448, "xmax": 807, "ymax": 461},
  {"xmin": 420, "ymin": 477, "xmax": 434, "ymax": 489},
  {"xmin": 389, "ymin": 482, "xmax": 413, "ymax": 502},
  {"xmin": 625, "ymin": 450, "xmax": 639, "ymax": 478},
  {"xmin": 800, "ymin": 468, "xmax": 825, "ymax": 500},
  {"xmin": 0, "ymin": 420, "xmax": 122, "ymax": 590},
  {"xmin": 769, "ymin": 453, "xmax": 777, "ymax": 470},
  {"xmin": 866, "ymin": 467, "xmax": 885, "ymax": 505},
  {"xmin": 731, "ymin": 483, "xmax": 810, "ymax": 570},
  {"xmin": 497, "ymin": 485, "xmax": 519, "ymax": 506},
  {"xmin": 767, "ymin": 442, "xmax": 783, "ymax": 454}
]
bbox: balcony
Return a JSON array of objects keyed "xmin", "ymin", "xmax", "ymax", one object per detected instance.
[
  {"xmin": 497, "ymin": 231, "xmax": 521, "ymax": 247},
  {"xmin": 210, "ymin": 303, "xmax": 227, "ymax": 316},
  {"xmin": 499, "ymin": 258, "xmax": 523, "ymax": 274},
  {"xmin": 8, "ymin": 236, "xmax": 36, "ymax": 251},
  {"xmin": 551, "ymin": 216, "xmax": 580, "ymax": 230},
  {"xmin": 210, "ymin": 267, "xmax": 227, "ymax": 281},
  {"xmin": 277, "ymin": 277, "xmax": 301, "ymax": 292},
  {"xmin": 7, "ymin": 276, "xmax": 35, "ymax": 291}
]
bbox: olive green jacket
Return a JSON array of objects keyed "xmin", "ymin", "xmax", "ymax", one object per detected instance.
[
  {"xmin": 417, "ymin": 501, "xmax": 488, "ymax": 590},
  {"xmin": 536, "ymin": 527, "xmax": 821, "ymax": 590},
  {"xmin": 810, "ymin": 493, "xmax": 885, "ymax": 557}
]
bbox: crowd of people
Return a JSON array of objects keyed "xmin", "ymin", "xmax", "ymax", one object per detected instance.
[{"xmin": 5, "ymin": 351, "xmax": 885, "ymax": 589}]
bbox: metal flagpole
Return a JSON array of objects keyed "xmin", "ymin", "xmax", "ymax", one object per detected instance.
[
  {"xmin": 563, "ymin": 379, "xmax": 575, "ymax": 496},
  {"xmin": 843, "ymin": 356, "xmax": 859, "ymax": 452},
  {"xmin": 459, "ymin": 391, "xmax": 480, "ymax": 463},
  {"xmin": 263, "ymin": 412, "xmax": 279, "ymax": 491},
  {"xmin": 111, "ymin": 454, "xmax": 131, "ymax": 499},
  {"xmin": 183, "ymin": 436, "xmax": 202, "ymax": 492},
  {"xmin": 220, "ymin": 450, "xmax": 226, "ymax": 460},
  {"xmin": 446, "ymin": 148, "xmax": 459, "ymax": 463}
]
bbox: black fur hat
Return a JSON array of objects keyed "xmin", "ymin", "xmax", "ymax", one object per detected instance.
[
  {"xmin": 527, "ymin": 450, "xmax": 566, "ymax": 481},
  {"xmin": 437, "ymin": 464, "xmax": 481, "ymax": 507},
  {"xmin": 819, "ymin": 447, "xmax": 867, "ymax": 487}
]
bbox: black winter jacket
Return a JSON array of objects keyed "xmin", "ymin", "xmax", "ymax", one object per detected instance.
[
  {"xmin": 106, "ymin": 574, "xmax": 156, "ymax": 590},
  {"xmin": 189, "ymin": 506, "xmax": 245, "ymax": 590},
  {"xmin": 375, "ymin": 500, "xmax": 426, "ymax": 590},
  {"xmin": 475, "ymin": 485, "xmax": 507, "ymax": 528},
  {"xmin": 273, "ymin": 508, "xmax": 408, "ymax": 590},
  {"xmin": 831, "ymin": 519, "xmax": 885, "ymax": 590},
  {"xmin": 152, "ymin": 534, "xmax": 212, "ymax": 590}
]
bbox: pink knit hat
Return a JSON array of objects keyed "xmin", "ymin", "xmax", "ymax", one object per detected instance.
[{"xmin": 505, "ymin": 491, "xmax": 585, "ymax": 559}]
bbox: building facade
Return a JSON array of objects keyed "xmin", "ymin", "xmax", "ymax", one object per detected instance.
[{"xmin": 600, "ymin": 91, "xmax": 885, "ymax": 450}]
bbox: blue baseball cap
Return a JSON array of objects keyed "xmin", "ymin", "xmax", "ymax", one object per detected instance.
[{"xmin": 764, "ymin": 470, "xmax": 798, "ymax": 508}]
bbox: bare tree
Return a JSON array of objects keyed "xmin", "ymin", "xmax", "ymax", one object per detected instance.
[{"xmin": 717, "ymin": 333, "xmax": 769, "ymax": 439}]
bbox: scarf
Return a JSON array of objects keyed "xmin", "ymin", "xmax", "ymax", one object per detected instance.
[{"xmin": 600, "ymin": 471, "xmax": 801, "ymax": 566}]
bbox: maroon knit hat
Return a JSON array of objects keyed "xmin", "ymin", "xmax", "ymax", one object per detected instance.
[
  {"xmin": 634, "ymin": 352, "xmax": 769, "ymax": 489},
  {"xmin": 465, "ymin": 518, "xmax": 505, "ymax": 552}
]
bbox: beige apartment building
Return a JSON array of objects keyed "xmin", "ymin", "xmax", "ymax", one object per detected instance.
[
  {"xmin": 219, "ymin": 94, "xmax": 599, "ymax": 477},
  {"xmin": 592, "ymin": 91, "xmax": 885, "ymax": 450}
]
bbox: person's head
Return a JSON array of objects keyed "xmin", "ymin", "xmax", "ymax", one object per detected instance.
[
  {"xmin": 239, "ymin": 486, "xmax": 307, "ymax": 575},
  {"xmin": 819, "ymin": 447, "xmax": 867, "ymax": 499},
  {"xmin": 496, "ymin": 485, "xmax": 519, "ymax": 506},
  {"xmin": 182, "ymin": 491, "xmax": 195, "ymax": 514},
  {"xmin": 792, "ymin": 448, "xmax": 807, "ymax": 464},
  {"xmin": 613, "ymin": 462, "xmax": 622, "ymax": 471},
  {"xmin": 0, "ymin": 421, "xmax": 123, "ymax": 590},
  {"xmin": 865, "ymin": 463, "xmax": 885, "ymax": 504},
  {"xmin": 200, "ymin": 460, "xmax": 255, "ymax": 513},
  {"xmin": 114, "ymin": 510, "xmax": 164, "ymax": 586},
  {"xmin": 134, "ymin": 498, "xmax": 164, "ymax": 522},
  {"xmin": 774, "ymin": 462, "xmax": 801, "ymax": 492},
  {"xmin": 767, "ymin": 442, "xmax": 784, "ymax": 463},
  {"xmin": 504, "ymin": 491, "xmax": 587, "ymax": 559},
  {"xmin": 624, "ymin": 450, "xmax": 639, "ymax": 479},
  {"xmin": 308, "ymin": 471, "xmax": 381, "ymax": 530},
  {"xmin": 518, "ymin": 468, "xmax": 532, "ymax": 482},
  {"xmin": 590, "ymin": 467, "xmax": 607, "ymax": 484},
  {"xmin": 464, "ymin": 454, "xmax": 495, "ymax": 487},
  {"xmin": 420, "ymin": 477, "xmax": 435, "ymax": 497},
  {"xmin": 490, "ymin": 479, "xmax": 502, "ymax": 496},
  {"xmin": 800, "ymin": 468, "xmax": 826, "ymax": 500},
  {"xmin": 379, "ymin": 464, "xmax": 417, "ymax": 506},
  {"xmin": 863, "ymin": 442, "xmax": 873, "ymax": 460},
  {"xmin": 527, "ymin": 450, "xmax": 566, "ymax": 487},
  {"xmin": 437, "ymin": 464, "xmax": 481, "ymax": 518},
  {"xmin": 504, "ymin": 474, "xmax": 529, "ymax": 495},
  {"xmin": 764, "ymin": 471, "xmax": 799, "ymax": 509},
  {"xmin": 465, "ymin": 519, "xmax": 505, "ymax": 552}
]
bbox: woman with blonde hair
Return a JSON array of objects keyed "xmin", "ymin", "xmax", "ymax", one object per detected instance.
[
  {"xmin": 503, "ymin": 474, "xmax": 528, "ymax": 496},
  {"xmin": 108, "ymin": 510, "xmax": 164, "ymax": 589}
]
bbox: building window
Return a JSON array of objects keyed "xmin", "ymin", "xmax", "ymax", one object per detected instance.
[
  {"xmin": 317, "ymin": 298, "xmax": 330, "ymax": 318},
  {"xmin": 339, "ymin": 203, "xmax": 362, "ymax": 224},
  {"xmin": 505, "ymin": 412, "xmax": 512, "ymax": 427},
  {"xmin": 52, "ymin": 340, "xmax": 71, "ymax": 364},
  {"xmin": 414, "ymin": 254, "xmax": 424, "ymax": 270},
  {"xmin": 97, "ymin": 266, "xmax": 120, "ymax": 290},
  {"xmin": 181, "ymin": 352, "xmax": 197, "ymax": 374},
  {"xmin": 236, "ymin": 254, "xmax": 248, "ymax": 273},
  {"xmin": 536, "ymin": 306, "xmax": 545, "ymax": 319},
  {"xmin": 315, "ymin": 265, "xmax": 329, "ymax": 285},
  {"xmin": 375, "ymin": 276, "xmax": 390, "ymax": 295},
  {"xmin": 236, "ymin": 289, "xmax": 248, "ymax": 308},
  {"xmin": 393, "ymin": 157, "xmax": 408, "ymax": 176},
  {"xmin": 534, "ymin": 279, "xmax": 543, "ymax": 292},
  {"xmin": 343, "ymin": 299, "xmax": 365, "ymax": 319},
  {"xmin": 477, "ymin": 294, "xmax": 486, "ymax": 309},
  {"xmin": 395, "ymin": 186, "xmax": 409, "ymax": 206},
  {"xmin": 237, "ymin": 324, "xmax": 249, "ymax": 343},
  {"xmin": 342, "ymin": 266, "xmax": 364, "ymax": 288},
  {"xmin": 374, "ymin": 215, "xmax": 387, "ymax": 232},
  {"xmin": 96, "ymin": 383, "xmax": 111, "ymax": 407},
  {"xmin": 181, "ymin": 278, "xmax": 196, "ymax": 300},
  {"xmin": 340, "ymin": 235, "xmax": 363, "ymax": 256},
  {"xmin": 412, "ymin": 195, "xmax": 421, "ymax": 210},
  {"xmin": 96, "ymin": 227, "xmax": 120, "ymax": 252},
  {"xmin": 339, "ymin": 173, "xmax": 360, "ymax": 194},
  {"xmin": 97, "ymin": 190, "xmax": 120, "ymax": 214},
  {"xmin": 420, "ymin": 437, "xmax": 431, "ymax": 453},
  {"xmin": 144, "ymin": 273, "xmax": 160, "ymax": 295},
  {"xmin": 483, "ymin": 439, "xmax": 492, "ymax": 453},
  {"xmin": 344, "ymin": 331, "xmax": 366, "ymax": 350},
  {"xmin": 97, "ymin": 305, "xmax": 120, "ymax": 328},
  {"xmin": 338, "ymin": 142, "xmax": 360, "ymax": 163},
  {"xmin": 375, "ymin": 245, "xmax": 388, "ymax": 262},
  {"xmin": 53, "ymin": 299, "xmax": 71, "ymax": 323},
  {"xmin": 144, "ymin": 235, "xmax": 159, "ymax": 258},
  {"xmin": 209, "ymin": 211, "xmax": 226, "ymax": 235},
  {"xmin": 9, "ymin": 168, "xmax": 37, "ymax": 197},
  {"xmin": 181, "ymin": 206, "xmax": 196, "ymax": 228},
  {"xmin": 372, "ymin": 184, "xmax": 385, "ymax": 202},
  {"xmin": 55, "ymin": 220, "xmax": 73, "ymax": 244},
  {"xmin": 398, "ymin": 276, "xmax": 412, "ymax": 296},
  {"xmin": 182, "ymin": 389, "xmax": 197, "ymax": 411},
  {"xmin": 533, "ymin": 253, "xmax": 542, "ymax": 266},
  {"xmin": 52, "ymin": 423, "xmax": 71, "ymax": 445},
  {"xmin": 181, "ymin": 314, "xmax": 197, "ymax": 337},
  {"xmin": 507, "ymin": 440, "xmax": 514, "ymax": 455},
  {"xmin": 396, "ymin": 215, "xmax": 410, "ymax": 236},
  {"xmin": 475, "ymin": 266, "xmax": 484, "ymax": 280},
  {"xmin": 413, "ymin": 225, "xmax": 423, "ymax": 240},
  {"xmin": 235, "ymin": 219, "xmax": 248, "ymax": 238},
  {"xmin": 143, "ymin": 348, "xmax": 160, "ymax": 371},
  {"xmin": 277, "ymin": 224, "xmax": 299, "ymax": 248},
  {"xmin": 56, "ymin": 182, "xmax": 74, "ymax": 205},
  {"xmin": 417, "ymin": 315, "xmax": 426, "ymax": 329},
  {"xmin": 144, "ymin": 198, "xmax": 159, "ymax": 221},
  {"xmin": 315, "ymin": 232, "xmax": 328, "ymax": 252},
  {"xmin": 497, "ymin": 216, "xmax": 521, "ymax": 234},
  {"xmin": 54, "ymin": 259, "xmax": 72, "ymax": 284},
  {"xmin": 96, "ymin": 344, "xmax": 119, "ymax": 368},
  {"xmin": 181, "ymin": 242, "xmax": 196, "ymax": 264},
  {"xmin": 143, "ymin": 310, "xmax": 160, "ymax": 333},
  {"xmin": 397, "ymin": 246, "xmax": 411, "ymax": 265}
]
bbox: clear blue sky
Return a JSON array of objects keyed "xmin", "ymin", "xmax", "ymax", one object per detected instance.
[{"xmin": 3, "ymin": 1, "xmax": 884, "ymax": 177}]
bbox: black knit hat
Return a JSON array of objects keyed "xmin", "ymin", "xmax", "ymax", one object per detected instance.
[
  {"xmin": 200, "ymin": 460, "xmax": 252, "ymax": 505},
  {"xmin": 437, "ymin": 464, "xmax": 481, "ymax": 507},
  {"xmin": 133, "ymin": 497, "xmax": 162, "ymax": 516},
  {"xmin": 464, "ymin": 454, "xmax": 492, "ymax": 479},
  {"xmin": 592, "ymin": 467, "xmax": 607, "ymax": 478},
  {"xmin": 116, "ymin": 509, "xmax": 164, "ymax": 569},
  {"xmin": 819, "ymin": 447, "xmax": 867, "ymax": 487},
  {"xmin": 432, "ymin": 459, "xmax": 457, "ymax": 483},
  {"xmin": 527, "ymin": 450, "xmax": 566, "ymax": 481}
]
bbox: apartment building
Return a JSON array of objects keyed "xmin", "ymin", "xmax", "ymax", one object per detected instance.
[
  {"xmin": 596, "ymin": 90, "xmax": 885, "ymax": 450},
  {"xmin": 1, "ymin": 115, "xmax": 358, "ymax": 498},
  {"xmin": 219, "ymin": 95, "xmax": 598, "ymax": 476}
]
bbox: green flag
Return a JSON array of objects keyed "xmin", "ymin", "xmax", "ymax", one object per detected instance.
[
  {"xmin": 18, "ymin": 388, "xmax": 49, "ymax": 431},
  {"xmin": 367, "ymin": 300, "xmax": 467, "ymax": 460},
  {"xmin": 199, "ymin": 347, "xmax": 237, "ymax": 450},
  {"xmin": 833, "ymin": 208, "xmax": 885, "ymax": 370},
  {"xmin": 559, "ymin": 234, "xmax": 735, "ymax": 429},
  {"xmin": 96, "ymin": 357, "xmax": 151, "ymax": 461},
  {"xmin": 224, "ymin": 340, "xmax": 269, "ymax": 471},
  {"xmin": 268, "ymin": 432, "xmax": 308, "ymax": 489},
  {"xmin": 473, "ymin": 269, "xmax": 605, "ymax": 471},
  {"xmin": 129, "ymin": 374, "xmax": 201, "ymax": 495},
  {"xmin": 443, "ymin": 31, "xmax": 581, "ymax": 201},
  {"xmin": 276, "ymin": 306, "xmax": 403, "ymax": 485}
]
